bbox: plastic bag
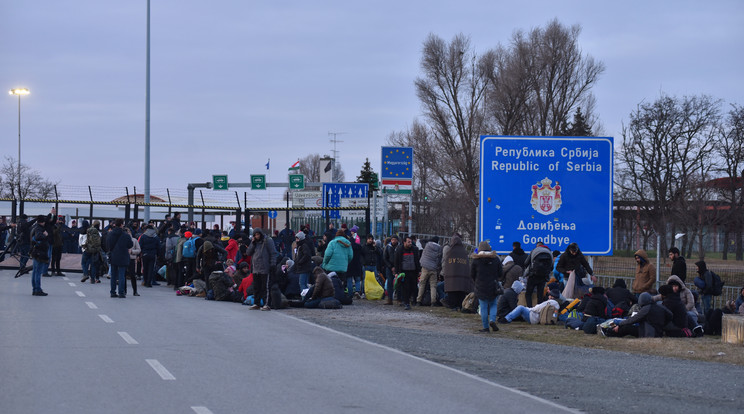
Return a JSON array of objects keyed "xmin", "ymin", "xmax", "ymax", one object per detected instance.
[
  {"xmin": 364, "ymin": 270, "xmax": 384, "ymax": 300},
  {"xmin": 562, "ymin": 270, "xmax": 578, "ymax": 299}
]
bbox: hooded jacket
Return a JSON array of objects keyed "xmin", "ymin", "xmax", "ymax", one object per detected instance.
[
  {"xmin": 661, "ymin": 289, "xmax": 688, "ymax": 330},
  {"xmin": 107, "ymin": 227, "xmax": 133, "ymax": 267},
  {"xmin": 441, "ymin": 236, "xmax": 472, "ymax": 292},
  {"xmin": 470, "ymin": 250, "xmax": 503, "ymax": 301},
  {"xmin": 294, "ymin": 238, "xmax": 315, "ymax": 274},
  {"xmin": 632, "ymin": 249, "xmax": 656, "ymax": 294},
  {"xmin": 556, "ymin": 244, "xmax": 594, "ymax": 276},
  {"xmin": 310, "ymin": 267, "xmax": 334, "ymax": 300},
  {"xmin": 322, "ymin": 235, "xmax": 353, "ymax": 273},
  {"xmin": 245, "ymin": 230, "xmax": 277, "ymax": 275},
  {"xmin": 419, "ymin": 241, "xmax": 442, "ymax": 271},
  {"xmin": 501, "ymin": 258, "xmax": 523, "ymax": 288},
  {"xmin": 225, "ymin": 238, "xmax": 239, "ymax": 262},
  {"xmin": 606, "ymin": 278, "xmax": 635, "ymax": 308},
  {"xmin": 497, "ymin": 280, "xmax": 525, "ymax": 318},
  {"xmin": 138, "ymin": 227, "xmax": 160, "ymax": 258},
  {"xmin": 522, "ymin": 245, "xmax": 553, "ymax": 280},
  {"xmin": 618, "ymin": 292, "xmax": 672, "ymax": 337},
  {"xmin": 652, "ymin": 275, "xmax": 695, "ymax": 313}
]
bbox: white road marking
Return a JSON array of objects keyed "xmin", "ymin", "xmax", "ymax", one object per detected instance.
[
  {"xmin": 98, "ymin": 314, "xmax": 114, "ymax": 323},
  {"xmin": 191, "ymin": 407, "xmax": 214, "ymax": 414},
  {"xmin": 117, "ymin": 331, "xmax": 139, "ymax": 345},
  {"xmin": 75, "ymin": 291, "xmax": 86, "ymax": 297},
  {"xmin": 278, "ymin": 313, "xmax": 582, "ymax": 414},
  {"xmin": 68, "ymin": 282, "xmax": 76, "ymax": 287},
  {"xmin": 63, "ymin": 277, "xmax": 69, "ymax": 281},
  {"xmin": 146, "ymin": 359, "xmax": 176, "ymax": 380},
  {"xmin": 85, "ymin": 301, "xmax": 98, "ymax": 309}
]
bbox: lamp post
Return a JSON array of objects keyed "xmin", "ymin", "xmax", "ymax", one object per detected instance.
[{"xmin": 9, "ymin": 88, "xmax": 29, "ymax": 200}]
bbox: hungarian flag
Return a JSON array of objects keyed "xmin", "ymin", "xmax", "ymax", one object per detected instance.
[{"xmin": 288, "ymin": 160, "xmax": 300, "ymax": 171}]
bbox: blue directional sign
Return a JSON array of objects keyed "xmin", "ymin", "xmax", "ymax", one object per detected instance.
[
  {"xmin": 268, "ymin": 210, "xmax": 278, "ymax": 219},
  {"xmin": 322, "ymin": 183, "xmax": 368, "ymax": 219},
  {"xmin": 381, "ymin": 146, "xmax": 413, "ymax": 181},
  {"xmin": 479, "ymin": 136, "xmax": 613, "ymax": 255}
]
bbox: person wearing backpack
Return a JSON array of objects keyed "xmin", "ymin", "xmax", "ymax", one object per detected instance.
[
  {"xmin": 81, "ymin": 221, "xmax": 102, "ymax": 284},
  {"xmin": 181, "ymin": 231, "xmax": 198, "ymax": 284},
  {"xmin": 694, "ymin": 260, "xmax": 716, "ymax": 317},
  {"xmin": 522, "ymin": 242, "xmax": 553, "ymax": 307}
]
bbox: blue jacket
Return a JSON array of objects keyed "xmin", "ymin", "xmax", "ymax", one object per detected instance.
[{"xmin": 322, "ymin": 236, "xmax": 353, "ymax": 273}]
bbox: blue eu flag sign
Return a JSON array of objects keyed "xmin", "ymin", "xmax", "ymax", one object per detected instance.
[{"xmin": 381, "ymin": 147, "xmax": 413, "ymax": 180}]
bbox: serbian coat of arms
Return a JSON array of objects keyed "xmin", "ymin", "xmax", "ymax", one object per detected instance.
[{"xmin": 530, "ymin": 177, "xmax": 562, "ymax": 215}]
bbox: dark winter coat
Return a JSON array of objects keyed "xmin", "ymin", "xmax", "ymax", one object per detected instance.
[
  {"xmin": 556, "ymin": 248, "xmax": 593, "ymax": 276},
  {"xmin": 245, "ymin": 230, "xmax": 277, "ymax": 275},
  {"xmin": 509, "ymin": 248, "xmax": 529, "ymax": 268},
  {"xmin": 497, "ymin": 281, "xmax": 524, "ymax": 318},
  {"xmin": 362, "ymin": 242, "xmax": 381, "ymax": 267},
  {"xmin": 671, "ymin": 255, "xmax": 687, "ymax": 282},
  {"xmin": 580, "ymin": 293, "xmax": 608, "ymax": 318},
  {"xmin": 107, "ymin": 227, "xmax": 133, "ymax": 267},
  {"xmin": 419, "ymin": 241, "xmax": 442, "ymax": 271},
  {"xmin": 310, "ymin": 267, "xmax": 334, "ymax": 300},
  {"xmin": 138, "ymin": 228, "xmax": 160, "ymax": 258},
  {"xmin": 441, "ymin": 236, "xmax": 472, "ymax": 293},
  {"xmin": 618, "ymin": 292, "xmax": 673, "ymax": 338},
  {"xmin": 394, "ymin": 243, "xmax": 421, "ymax": 274},
  {"xmin": 502, "ymin": 261, "xmax": 523, "ymax": 288},
  {"xmin": 606, "ymin": 279, "xmax": 635, "ymax": 309},
  {"xmin": 470, "ymin": 251, "xmax": 503, "ymax": 301},
  {"xmin": 347, "ymin": 242, "xmax": 364, "ymax": 279},
  {"xmin": 662, "ymin": 291, "xmax": 689, "ymax": 330},
  {"xmin": 293, "ymin": 238, "xmax": 315, "ymax": 274},
  {"xmin": 31, "ymin": 224, "xmax": 50, "ymax": 262}
]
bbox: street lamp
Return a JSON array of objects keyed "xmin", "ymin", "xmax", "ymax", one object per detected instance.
[{"xmin": 9, "ymin": 88, "xmax": 29, "ymax": 200}]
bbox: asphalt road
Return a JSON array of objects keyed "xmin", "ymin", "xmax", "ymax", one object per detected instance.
[{"xmin": 1, "ymin": 270, "xmax": 579, "ymax": 414}]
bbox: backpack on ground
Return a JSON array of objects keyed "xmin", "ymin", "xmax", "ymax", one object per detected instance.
[
  {"xmin": 538, "ymin": 304, "xmax": 559, "ymax": 325},
  {"xmin": 530, "ymin": 252, "xmax": 553, "ymax": 281},
  {"xmin": 182, "ymin": 238, "xmax": 196, "ymax": 258},
  {"xmin": 461, "ymin": 292, "xmax": 478, "ymax": 314}
]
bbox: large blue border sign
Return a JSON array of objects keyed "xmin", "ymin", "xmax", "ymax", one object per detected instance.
[{"xmin": 479, "ymin": 136, "xmax": 613, "ymax": 255}]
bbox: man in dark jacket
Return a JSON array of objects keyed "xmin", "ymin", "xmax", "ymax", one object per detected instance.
[
  {"xmin": 107, "ymin": 219, "xmax": 133, "ymax": 298},
  {"xmin": 245, "ymin": 229, "xmax": 277, "ymax": 310},
  {"xmin": 658, "ymin": 284, "xmax": 690, "ymax": 336},
  {"xmin": 605, "ymin": 278, "xmax": 635, "ymax": 316},
  {"xmin": 30, "ymin": 215, "xmax": 50, "ymax": 296},
  {"xmin": 394, "ymin": 236, "xmax": 420, "ymax": 310},
  {"xmin": 138, "ymin": 224, "xmax": 160, "ymax": 287},
  {"xmin": 470, "ymin": 241, "xmax": 502, "ymax": 332},
  {"xmin": 508, "ymin": 241, "xmax": 529, "ymax": 268},
  {"xmin": 497, "ymin": 280, "xmax": 524, "ymax": 322},
  {"xmin": 279, "ymin": 224, "xmax": 295, "ymax": 259},
  {"xmin": 382, "ymin": 235, "xmax": 399, "ymax": 305},
  {"xmin": 557, "ymin": 242, "xmax": 595, "ymax": 296},
  {"xmin": 606, "ymin": 292, "xmax": 672, "ymax": 338},
  {"xmin": 522, "ymin": 242, "xmax": 553, "ymax": 307},
  {"xmin": 293, "ymin": 231, "xmax": 315, "ymax": 291},
  {"xmin": 668, "ymin": 247, "xmax": 687, "ymax": 282}
]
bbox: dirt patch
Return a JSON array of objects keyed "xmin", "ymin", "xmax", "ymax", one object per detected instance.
[{"xmin": 283, "ymin": 298, "xmax": 744, "ymax": 366}]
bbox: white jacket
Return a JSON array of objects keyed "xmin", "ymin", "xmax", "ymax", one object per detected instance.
[{"xmin": 528, "ymin": 299, "xmax": 559, "ymax": 324}]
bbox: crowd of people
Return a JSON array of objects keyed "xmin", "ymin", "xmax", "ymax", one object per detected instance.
[{"xmin": 4, "ymin": 211, "xmax": 742, "ymax": 338}]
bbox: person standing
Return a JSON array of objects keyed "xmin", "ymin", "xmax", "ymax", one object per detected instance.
[
  {"xmin": 49, "ymin": 216, "xmax": 65, "ymax": 276},
  {"xmin": 382, "ymin": 235, "xmax": 399, "ymax": 305},
  {"xmin": 441, "ymin": 234, "xmax": 472, "ymax": 310},
  {"xmin": 138, "ymin": 224, "xmax": 160, "ymax": 287},
  {"xmin": 107, "ymin": 219, "xmax": 133, "ymax": 298},
  {"xmin": 521, "ymin": 241, "xmax": 553, "ymax": 307},
  {"xmin": 668, "ymin": 247, "xmax": 687, "ymax": 282},
  {"xmin": 30, "ymin": 215, "xmax": 50, "ymax": 296},
  {"xmin": 695, "ymin": 260, "xmax": 714, "ymax": 317},
  {"xmin": 245, "ymin": 229, "xmax": 277, "ymax": 310},
  {"xmin": 279, "ymin": 224, "xmax": 295, "ymax": 259},
  {"xmin": 632, "ymin": 249, "xmax": 656, "ymax": 297},
  {"xmin": 81, "ymin": 220, "xmax": 101, "ymax": 283},
  {"xmin": 16, "ymin": 214, "xmax": 32, "ymax": 272},
  {"xmin": 293, "ymin": 231, "xmax": 315, "ymax": 291},
  {"xmin": 417, "ymin": 236, "xmax": 442, "ymax": 306},
  {"xmin": 124, "ymin": 227, "xmax": 140, "ymax": 296},
  {"xmin": 508, "ymin": 241, "xmax": 528, "ymax": 268},
  {"xmin": 394, "ymin": 236, "xmax": 420, "ymax": 310},
  {"xmin": 322, "ymin": 230, "xmax": 354, "ymax": 298},
  {"xmin": 470, "ymin": 241, "xmax": 502, "ymax": 332}
]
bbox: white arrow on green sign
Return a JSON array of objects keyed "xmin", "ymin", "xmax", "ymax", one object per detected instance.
[
  {"xmin": 289, "ymin": 174, "xmax": 305, "ymax": 190},
  {"xmin": 251, "ymin": 174, "xmax": 266, "ymax": 190},
  {"xmin": 212, "ymin": 174, "xmax": 228, "ymax": 190}
]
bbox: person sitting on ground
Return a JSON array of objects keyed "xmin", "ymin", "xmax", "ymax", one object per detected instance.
[
  {"xmin": 236, "ymin": 262, "xmax": 254, "ymax": 301},
  {"xmin": 577, "ymin": 286, "xmax": 610, "ymax": 334},
  {"xmin": 657, "ymin": 284, "xmax": 691, "ymax": 337},
  {"xmin": 304, "ymin": 266, "xmax": 337, "ymax": 308},
  {"xmin": 604, "ymin": 292, "xmax": 673, "ymax": 338},
  {"xmin": 653, "ymin": 275, "xmax": 698, "ymax": 323},
  {"xmin": 224, "ymin": 259, "xmax": 236, "ymax": 278},
  {"xmin": 470, "ymin": 240, "xmax": 503, "ymax": 333},
  {"xmin": 210, "ymin": 270, "xmax": 241, "ymax": 302},
  {"xmin": 497, "ymin": 280, "xmax": 524, "ymax": 323},
  {"xmin": 632, "ymin": 249, "xmax": 657, "ymax": 296},
  {"xmin": 736, "ymin": 287, "xmax": 744, "ymax": 314},
  {"xmin": 502, "ymin": 289, "xmax": 561, "ymax": 324},
  {"xmin": 605, "ymin": 278, "xmax": 635, "ymax": 316},
  {"xmin": 501, "ymin": 256, "xmax": 523, "ymax": 289}
]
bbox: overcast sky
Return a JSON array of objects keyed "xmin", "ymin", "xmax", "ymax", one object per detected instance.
[{"xmin": 2, "ymin": 1, "xmax": 743, "ymax": 200}]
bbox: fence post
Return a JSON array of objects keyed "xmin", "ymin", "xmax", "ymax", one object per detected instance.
[{"xmin": 88, "ymin": 186, "xmax": 94, "ymax": 222}]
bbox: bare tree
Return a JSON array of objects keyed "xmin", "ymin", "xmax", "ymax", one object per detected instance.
[
  {"xmin": 714, "ymin": 104, "xmax": 744, "ymax": 260},
  {"xmin": 0, "ymin": 156, "xmax": 57, "ymax": 200},
  {"xmin": 413, "ymin": 33, "xmax": 494, "ymax": 235},
  {"xmin": 615, "ymin": 94, "xmax": 721, "ymax": 257},
  {"xmin": 486, "ymin": 19, "xmax": 605, "ymax": 136}
]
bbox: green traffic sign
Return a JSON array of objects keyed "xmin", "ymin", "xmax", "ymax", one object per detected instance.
[
  {"xmin": 289, "ymin": 174, "xmax": 305, "ymax": 190},
  {"xmin": 212, "ymin": 174, "xmax": 228, "ymax": 190},
  {"xmin": 251, "ymin": 174, "xmax": 266, "ymax": 190}
]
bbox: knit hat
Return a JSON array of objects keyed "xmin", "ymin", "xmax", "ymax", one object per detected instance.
[
  {"xmin": 184, "ymin": 231, "xmax": 193, "ymax": 238},
  {"xmin": 477, "ymin": 241, "xmax": 491, "ymax": 252},
  {"xmin": 658, "ymin": 284, "xmax": 674, "ymax": 296},
  {"xmin": 351, "ymin": 225, "xmax": 359, "ymax": 233},
  {"xmin": 311, "ymin": 256, "xmax": 323, "ymax": 265},
  {"xmin": 296, "ymin": 231, "xmax": 305, "ymax": 241},
  {"xmin": 548, "ymin": 289, "xmax": 561, "ymax": 299},
  {"xmin": 194, "ymin": 228, "xmax": 202, "ymax": 236},
  {"xmin": 238, "ymin": 262, "xmax": 249, "ymax": 270}
]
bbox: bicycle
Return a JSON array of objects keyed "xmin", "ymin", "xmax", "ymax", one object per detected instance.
[{"xmin": 0, "ymin": 231, "xmax": 33, "ymax": 278}]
